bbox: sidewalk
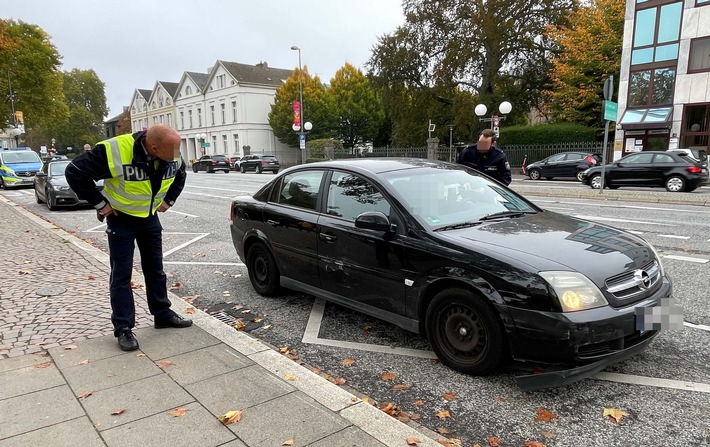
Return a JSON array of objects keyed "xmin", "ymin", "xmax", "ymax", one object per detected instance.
[{"xmin": 0, "ymin": 196, "xmax": 442, "ymax": 447}]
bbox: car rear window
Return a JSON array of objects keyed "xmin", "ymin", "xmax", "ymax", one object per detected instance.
[
  {"xmin": 213, "ymin": 155, "xmax": 228, "ymax": 160},
  {"xmin": 263, "ymin": 156, "xmax": 278, "ymax": 161}
]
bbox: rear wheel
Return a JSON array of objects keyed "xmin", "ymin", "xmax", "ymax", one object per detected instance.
[
  {"xmin": 528, "ymin": 169, "xmax": 541, "ymax": 180},
  {"xmin": 246, "ymin": 243, "xmax": 280, "ymax": 296},
  {"xmin": 192, "ymin": 165, "xmax": 198, "ymax": 173},
  {"xmin": 576, "ymin": 170, "xmax": 585, "ymax": 182},
  {"xmin": 240, "ymin": 164, "xmax": 246, "ymax": 173},
  {"xmin": 272, "ymin": 169, "xmax": 279, "ymax": 174},
  {"xmin": 46, "ymin": 190, "xmax": 57, "ymax": 211},
  {"xmin": 207, "ymin": 165, "xmax": 214, "ymax": 173},
  {"xmin": 255, "ymin": 164, "xmax": 262, "ymax": 174},
  {"xmin": 425, "ymin": 288, "xmax": 506, "ymax": 375},
  {"xmin": 665, "ymin": 175, "xmax": 686, "ymax": 192}
]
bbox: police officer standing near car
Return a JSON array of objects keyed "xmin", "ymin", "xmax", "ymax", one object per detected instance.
[
  {"xmin": 65, "ymin": 124, "xmax": 191, "ymax": 352},
  {"xmin": 456, "ymin": 129, "xmax": 512, "ymax": 186}
]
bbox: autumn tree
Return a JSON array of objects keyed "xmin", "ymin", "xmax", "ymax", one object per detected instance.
[
  {"xmin": 545, "ymin": 0, "xmax": 625, "ymax": 126},
  {"xmin": 328, "ymin": 63, "xmax": 385, "ymax": 150},
  {"xmin": 268, "ymin": 66, "xmax": 336, "ymax": 147},
  {"xmin": 0, "ymin": 20, "xmax": 68, "ymax": 134}
]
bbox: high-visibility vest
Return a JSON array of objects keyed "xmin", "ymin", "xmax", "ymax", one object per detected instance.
[{"xmin": 101, "ymin": 134, "xmax": 181, "ymax": 217}]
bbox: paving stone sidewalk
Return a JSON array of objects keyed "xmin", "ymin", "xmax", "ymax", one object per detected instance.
[{"xmin": 0, "ymin": 197, "xmax": 442, "ymax": 446}]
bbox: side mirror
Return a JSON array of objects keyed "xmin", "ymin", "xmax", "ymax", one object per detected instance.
[
  {"xmin": 35, "ymin": 171, "xmax": 47, "ymax": 177},
  {"xmin": 355, "ymin": 211, "xmax": 395, "ymax": 232}
]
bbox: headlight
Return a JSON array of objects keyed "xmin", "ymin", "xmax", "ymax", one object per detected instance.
[
  {"xmin": 57, "ymin": 185, "xmax": 71, "ymax": 191},
  {"xmin": 647, "ymin": 242, "xmax": 665, "ymax": 277},
  {"xmin": 539, "ymin": 271, "xmax": 608, "ymax": 312}
]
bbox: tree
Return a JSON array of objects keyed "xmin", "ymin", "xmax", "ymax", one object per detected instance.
[
  {"xmin": 268, "ymin": 66, "xmax": 336, "ymax": 147},
  {"xmin": 0, "ymin": 20, "xmax": 68, "ymax": 133},
  {"xmin": 328, "ymin": 63, "xmax": 385, "ymax": 150},
  {"xmin": 545, "ymin": 0, "xmax": 625, "ymax": 126}
]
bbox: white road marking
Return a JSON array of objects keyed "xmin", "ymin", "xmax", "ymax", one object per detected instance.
[
  {"xmin": 662, "ymin": 255, "xmax": 709, "ymax": 263},
  {"xmin": 684, "ymin": 321, "xmax": 710, "ymax": 332},
  {"xmin": 167, "ymin": 209, "xmax": 199, "ymax": 217},
  {"xmin": 86, "ymin": 223, "xmax": 107, "ymax": 232},
  {"xmin": 537, "ymin": 199, "xmax": 710, "ymax": 216},
  {"xmin": 541, "ymin": 206, "xmax": 574, "ymax": 211},
  {"xmin": 573, "ymin": 215, "xmax": 677, "ymax": 226},
  {"xmin": 594, "ymin": 372, "xmax": 710, "ymax": 393},
  {"xmin": 162, "ymin": 233, "xmax": 210, "ymax": 257},
  {"xmin": 628, "ymin": 230, "xmax": 644, "ymax": 235},
  {"xmin": 163, "ymin": 261, "xmax": 245, "ymax": 266},
  {"xmin": 657, "ymin": 234, "xmax": 690, "ymax": 240},
  {"xmin": 181, "ymin": 191, "xmax": 234, "ymax": 200}
]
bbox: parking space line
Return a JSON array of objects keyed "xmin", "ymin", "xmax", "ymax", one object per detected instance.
[
  {"xmin": 163, "ymin": 261, "xmax": 244, "ymax": 266},
  {"xmin": 167, "ymin": 209, "xmax": 199, "ymax": 217},
  {"xmin": 663, "ymin": 255, "xmax": 709, "ymax": 263},
  {"xmin": 657, "ymin": 234, "xmax": 691, "ymax": 240},
  {"xmin": 573, "ymin": 215, "xmax": 677, "ymax": 226},
  {"xmin": 162, "ymin": 233, "xmax": 210, "ymax": 257},
  {"xmin": 684, "ymin": 321, "xmax": 710, "ymax": 332},
  {"xmin": 595, "ymin": 372, "xmax": 710, "ymax": 393}
]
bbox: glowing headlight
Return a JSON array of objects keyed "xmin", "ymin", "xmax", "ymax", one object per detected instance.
[{"xmin": 539, "ymin": 271, "xmax": 608, "ymax": 312}]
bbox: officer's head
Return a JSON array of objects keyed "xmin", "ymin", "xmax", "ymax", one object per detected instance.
[
  {"xmin": 145, "ymin": 124, "xmax": 181, "ymax": 162},
  {"xmin": 477, "ymin": 129, "xmax": 497, "ymax": 153}
]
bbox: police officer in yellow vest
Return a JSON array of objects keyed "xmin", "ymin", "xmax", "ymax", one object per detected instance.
[{"xmin": 66, "ymin": 124, "xmax": 190, "ymax": 351}]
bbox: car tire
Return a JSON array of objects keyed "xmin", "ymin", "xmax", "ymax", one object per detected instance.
[
  {"xmin": 207, "ymin": 166, "xmax": 214, "ymax": 173},
  {"xmin": 255, "ymin": 165, "xmax": 262, "ymax": 174},
  {"xmin": 241, "ymin": 165, "xmax": 246, "ymax": 173},
  {"xmin": 272, "ymin": 169, "xmax": 279, "ymax": 174},
  {"xmin": 192, "ymin": 165, "xmax": 198, "ymax": 173},
  {"xmin": 576, "ymin": 170, "xmax": 585, "ymax": 182},
  {"xmin": 0, "ymin": 177, "xmax": 4, "ymax": 189},
  {"xmin": 35, "ymin": 187, "xmax": 44, "ymax": 204},
  {"xmin": 46, "ymin": 190, "xmax": 56, "ymax": 211},
  {"xmin": 665, "ymin": 175, "xmax": 686, "ymax": 192},
  {"xmin": 590, "ymin": 174, "xmax": 602, "ymax": 189},
  {"xmin": 528, "ymin": 169, "xmax": 541, "ymax": 180},
  {"xmin": 425, "ymin": 288, "xmax": 506, "ymax": 375},
  {"xmin": 246, "ymin": 243, "xmax": 280, "ymax": 296}
]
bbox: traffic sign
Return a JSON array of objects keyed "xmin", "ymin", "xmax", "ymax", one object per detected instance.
[
  {"xmin": 603, "ymin": 100, "xmax": 618, "ymax": 121},
  {"xmin": 492, "ymin": 115, "xmax": 500, "ymax": 127},
  {"xmin": 603, "ymin": 76, "xmax": 614, "ymax": 101},
  {"xmin": 201, "ymin": 142, "xmax": 210, "ymax": 148}
]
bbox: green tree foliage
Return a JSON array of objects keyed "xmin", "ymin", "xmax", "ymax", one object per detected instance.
[
  {"xmin": 268, "ymin": 66, "xmax": 336, "ymax": 147},
  {"xmin": 50, "ymin": 68, "xmax": 108, "ymax": 150},
  {"xmin": 545, "ymin": 0, "xmax": 625, "ymax": 126},
  {"xmin": 329, "ymin": 63, "xmax": 385, "ymax": 150},
  {"xmin": 0, "ymin": 20, "xmax": 68, "ymax": 132}
]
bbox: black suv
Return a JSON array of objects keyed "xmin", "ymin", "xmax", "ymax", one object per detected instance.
[
  {"xmin": 239, "ymin": 154, "xmax": 280, "ymax": 174},
  {"xmin": 192, "ymin": 154, "xmax": 231, "ymax": 173},
  {"xmin": 526, "ymin": 151, "xmax": 602, "ymax": 181}
]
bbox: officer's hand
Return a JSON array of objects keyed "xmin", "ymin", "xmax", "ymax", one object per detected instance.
[
  {"xmin": 99, "ymin": 203, "xmax": 117, "ymax": 218},
  {"xmin": 157, "ymin": 201, "xmax": 171, "ymax": 213}
]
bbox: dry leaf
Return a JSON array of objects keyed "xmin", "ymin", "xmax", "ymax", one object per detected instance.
[
  {"xmin": 393, "ymin": 384, "xmax": 410, "ymax": 391},
  {"xmin": 603, "ymin": 408, "xmax": 629, "ymax": 424},
  {"xmin": 380, "ymin": 372, "xmax": 397, "ymax": 381},
  {"xmin": 284, "ymin": 374, "xmax": 296, "ymax": 381},
  {"xmin": 19, "ymin": 269, "xmax": 32, "ymax": 275},
  {"xmin": 333, "ymin": 377, "xmax": 346, "ymax": 385},
  {"xmin": 111, "ymin": 409, "xmax": 125, "ymax": 415},
  {"xmin": 442, "ymin": 392, "xmax": 456, "ymax": 401},
  {"xmin": 279, "ymin": 346, "xmax": 290, "ymax": 353},
  {"xmin": 219, "ymin": 410, "xmax": 243, "ymax": 425},
  {"xmin": 379, "ymin": 402, "xmax": 400, "ymax": 416},
  {"xmin": 494, "ymin": 396, "xmax": 507, "ymax": 404},
  {"xmin": 524, "ymin": 441, "xmax": 547, "ymax": 447},
  {"xmin": 171, "ymin": 282, "xmax": 183, "ymax": 288},
  {"xmin": 241, "ymin": 309, "xmax": 251, "ymax": 314},
  {"xmin": 406, "ymin": 436, "xmax": 421, "ymax": 445},
  {"xmin": 137, "ymin": 353, "xmax": 146, "ymax": 357},
  {"xmin": 64, "ymin": 344, "xmax": 78, "ymax": 350},
  {"xmin": 86, "ymin": 275, "xmax": 95, "ymax": 280},
  {"xmin": 487, "ymin": 436, "xmax": 501, "ymax": 447},
  {"xmin": 413, "ymin": 400, "xmax": 425, "ymax": 407},
  {"xmin": 35, "ymin": 362, "xmax": 52, "ymax": 369},
  {"xmin": 542, "ymin": 431, "xmax": 554, "ymax": 438},
  {"xmin": 410, "ymin": 413, "xmax": 421, "ymax": 420},
  {"xmin": 77, "ymin": 391, "xmax": 93, "ymax": 399},
  {"xmin": 185, "ymin": 307, "xmax": 195, "ymax": 314},
  {"xmin": 168, "ymin": 408, "xmax": 188, "ymax": 417},
  {"xmin": 235, "ymin": 320, "xmax": 246, "ymax": 331},
  {"xmin": 130, "ymin": 281, "xmax": 142, "ymax": 289},
  {"xmin": 435, "ymin": 410, "xmax": 451, "ymax": 419},
  {"xmin": 310, "ymin": 367, "xmax": 321, "ymax": 375},
  {"xmin": 436, "ymin": 427, "xmax": 451, "ymax": 434},
  {"xmin": 183, "ymin": 295, "xmax": 199, "ymax": 304},
  {"xmin": 535, "ymin": 407, "xmax": 558, "ymax": 422},
  {"xmin": 157, "ymin": 360, "xmax": 173, "ymax": 369},
  {"xmin": 437, "ymin": 440, "xmax": 462, "ymax": 447},
  {"xmin": 282, "ymin": 439, "xmax": 295, "ymax": 446},
  {"xmin": 341, "ymin": 358, "xmax": 356, "ymax": 366},
  {"xmin": 79, "ymin": 359, "xmax": 89, "ymax": 365},
  {"xmin": 252, "ymin": 317, "xmax": 263, "ymax": 323},
  {"xmin": 262, "ymin": 324, "xmax": 272, "ymax": 329}
]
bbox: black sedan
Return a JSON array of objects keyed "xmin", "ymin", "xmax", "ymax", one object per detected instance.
[
  {"xmin": 526, "ymin": 151, "xmax": 601, "ymax": 181},
  {"xmin": 581, "ymin": 151, "xmax": 708, "ymax": 192},
  {"xmin": 192, "ymin": 154, "xmax": 231, "ymax": 173},
  {"xmin": 230, "ymin": 159, "xmax": 673, "ymax": 390},
  {"xmin": 34, "ymin": 160, "xmax": 103, "ymax": 210}
]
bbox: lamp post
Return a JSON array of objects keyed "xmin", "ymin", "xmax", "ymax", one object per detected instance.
[
  {"xmin": 195, "ymin": 133, "xmax": 207, "ymax": 157},
  {"xmin": 448, "ymin": 125, "xmax": 454, "ymax": 162},
  {"xmin": 11, "ymin": 127, "xmax": 21, "ymax": 148},
  {"xmin": 474, "ymin": 101, "xmax": 512, "ymax": 140},
  {"xmin": 290, "ymin": 45, "xmax": 311, "ymax": 165}
]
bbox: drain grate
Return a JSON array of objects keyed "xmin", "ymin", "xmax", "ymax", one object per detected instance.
[{"xmin": 209, "ymin": 311, "xmax": 241, "ymax": 328}]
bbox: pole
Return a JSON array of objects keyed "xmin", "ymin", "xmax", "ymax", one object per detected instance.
[
  {"xmin": 448, "ymin": 125, "xmax": 453, "ymax": 162},
  {"xmin": 600, "ymin": 120, "xmax": 609, "ymax": 194},
  {"xmin": 297, "ymin": 49, "xmax": 303, "ymax": 165}
]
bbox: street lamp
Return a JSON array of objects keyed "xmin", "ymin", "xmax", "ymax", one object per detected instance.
[
  {"xmin": 474, "ymin": 101, "xmax": 512, "ymax": 140},
  {"xmin": 290, "ymin": 45, "xmax": 311, "ymax": 165},
  {"xmin": 195, "ymin": 133, "xmax": 207, "ymax": 156},
  {"xmin": 10, "ymin": 127, "xmax": 21, "ymax": 147}
]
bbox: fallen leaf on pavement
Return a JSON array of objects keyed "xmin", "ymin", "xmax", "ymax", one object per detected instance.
[
  {"xmin": 77, "ymin": 391, "xmax": 93, "ymax": 399},
  {"xmin": 603, "ymin": 408, "xmax": 629, "ymax": 424},
  {"xmin": 436, "ymin": 410, "xmax": 451, "ymax": 419},
  {"xmin": 279, "ymin": 346, "xmax": 290, "ymax": 353},
  {"xmin": 406, "ymin": 436, "xmax": 421, "ymax": 445},
  {"xmin": 494, "ymin": 396, "xmax": 507, "ymax": 404},
  {"xmin": 282, "ymin": 439, "xmax": 294, "ymax": 446},
  {"xmin": 235, "ymin": 320, "xmax": 246, "ymax": 331},
  {"xmin": 393, "ymin": 384, "xmax": 410, "ymax": 391},
  {"xmin": 157, "ymin": 360, "xmax": 173, "ymax": 369},
  {"xmin": 284, "ymin": 374, "xmax": 296, "ymax": 381},
  {"xmin": 437, "ymin": 439, "xmax": 462, "ymax": 447},
  {"xmin": 79, "ymin": 359, "xmax": 89, "ymax": 365},
  {"xmin": 410, "ymin": 413, "xmax": 421, "ymax": 420},
  {"xmin": 542, "ymin": 431, "xmax": 554, "ymax": 438},
  {"xmin": 86, "ymin": 275, "xmax": 95, "ymax": 280},
  {"xmin": 137, "ymin": 353, "xmax": 146, "ymax": 357},
  {"xmin": 19, "ymin": 269, "xmax": 32, "ymax": 275},
  {"xmin": 380, "ymin": 372, "xmax": 397, "ymax": 381},
  {"xmin": 442, "ymin": 392, "xmax": 456, "ymax": 401},
  {"xmin": 487, "ymin": 436, "xmax": 501, "ymax": 446},
  {"xmin": 413, "ymin": 400, "xmax": 425, "ymax": 407},
  {"xmin": 262, "ymin": 324, "xmax": 272, "ymax": 329},
  {"xmin": 378, "ymin": 402, "xmax": 400, "ymax": 416},
  {"xmin": 436, "ymin": 427, "xmax": 450, "ymax": 434},
  {"xmin": 219, "ymin": 410, "xmax": 242, "ymax": 425},
  {"xmin": 111, "ymin": 409, "xmax": 125, "ymax": 416},
  {"xmin": 341, "ymin": 358, "xmax": 356, "ymax": 366},
  {"xmin": 171, "ymin": 282, "xmax": 183, "ymax": 288},
  {"xmin": 64, "ymin": 344, "xmax": 77, "ymax": 350},
  {"xmin": 333, "ymin": 377, "xmax": 346, "ymax": 385},
  {"xmin": 185, "ymin": 307, "xmax": 195, "ymax": 314},
  {"xmin": 35, "ymin": 362, "xmax": 52, "ymax": 369},
  {"xmin": 183, "ymin": 295, "xmax": 199, "ymax": 304},
  {"xmin": 535, "ymin": 407, "xmax": 557, "ymax": 422},
  {"xmin": 252, "ymin": 317, "xmax": 263, "ymax": 323},
  {"xmin": 241, "ymin": 309, "xmax": 251, "ymax": 314},
  {"xmin": 168, "ymin": 408, "xmax": 188, "ymax": 417},
  {"xmin": 524, "ymin": 441, "xmax": 547, "ymax": 447}
]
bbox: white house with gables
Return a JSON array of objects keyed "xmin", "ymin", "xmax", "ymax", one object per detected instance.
[
  {"xmin": 146, "ymin": 81, "xmax": 179, "ymax": 130},
  {"xmin": 128, "ymin": 89, "xmax": 152, "ymax": 132}
]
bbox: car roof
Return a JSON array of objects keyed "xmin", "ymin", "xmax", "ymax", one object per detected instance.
[{"xmin": 298, "ymin": 158, "xmax": 450, "ymax": 175}]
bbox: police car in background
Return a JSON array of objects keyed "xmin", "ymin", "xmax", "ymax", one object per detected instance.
[{"xmin": 0, "ymin": 147, "xmax": 43, "ymax": 189}]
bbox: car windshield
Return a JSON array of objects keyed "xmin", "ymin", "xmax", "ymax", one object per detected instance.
[
  {"xmin": 383, "ymin": 166, "xmax": 537, "ymax": 229},
  {"xmin": 2, "ymin": 151, "xmax": 41, "ymax": 163},
  {"xmin": 213, "ymin": 155, "xmax": 228, "ymax": 160},
  {"xmin": 49, "ymin": 162, "xmax": 69, "ymax": 176}
]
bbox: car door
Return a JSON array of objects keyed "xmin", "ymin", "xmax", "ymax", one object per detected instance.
[
  {"xmin": 261, "ymin": 170, "xmax": 325, "ymax": 286},
  {"xmin": 561, "ymin": 153, "xmax": 585, "ymax": 177},
  {"xmin": 651, "ymin": 153, "xmax": 678, "ymax": 186},
  {"xmin": 35, "ymin": 162, "xmax": 49, "ymax": 199},
  {"xmin": 316, "ymin": 170, "xmax": 407, "ymax": 316},
  {"xmin": 197, "ymin": 155, "xmax": 211, "ymax": 171},
  {"xmin": 609, "ymin": 152, "xmax": 655, "ymax": 186},
  {"xmin": 541, "ymin": 153, "xmax": 566, "ymax": 177}
]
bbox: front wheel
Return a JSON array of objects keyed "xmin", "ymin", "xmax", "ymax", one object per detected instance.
[
  {"xmin": 246, "ymin": 243, "xmax": 280, "ymax": 296},
  {"xmin": 255, "ymin": 165, "xmax": 262, "ymax": 174},
  {"xmin": 590, "ymin": 174, "xmax": 602, "ymax": 189},
  {"xmin": 272, "ymin": 169, "xmax": 279, "ymax": 174},
  {"xmin": 665, "ymin": 175, "xmax": 686, "ymax": 192},
  {"xmin": 35, "ymin": 187, "xmax": 44, "ymax": 204},
  {"xmin": 240, "ymin": 164, "xmax": 246, "ymax": 173},
  {"xmin": 528, "ymin": 169, "xmax": 541, "ymax": 180},
  {"xmin": 576, "ymin": 170, "xmax": 585, "ymax": 182},
  {"xmin": 46, "ymin": 190, "xmax": 57, "ymax": 211},
  {"xmin": 425, "ymin": 288, "xmax": 506, "ymax": 375},
  {"xmin": 192, "ymin": 165, "xmax": 198, "ymax": 173}
]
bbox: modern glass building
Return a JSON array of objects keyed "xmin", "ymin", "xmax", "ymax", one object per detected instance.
[{"xmin": 616, "ymin": 0, "xmax": 710, "ymax": 155}]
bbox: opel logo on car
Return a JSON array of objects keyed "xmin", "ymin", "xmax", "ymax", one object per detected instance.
[
  {"xmin": 24, "ymin": 172, "xmax": 30, "ymax": 176},
  {"xmin": 634, "ymin": 269, "xmax": 651, "ymax": 289}
]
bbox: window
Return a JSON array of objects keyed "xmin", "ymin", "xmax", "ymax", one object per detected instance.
[
  {"xmin": 217, "ymin": 74, "xmax": 225, "ymax": 88},
  {"xmin": 188, "ymin": 109, "xmax": 193, "ymax": 128},
  {"xmin": 186, "ymin": 86, "xmax": 192, "ymax": 95},
  {"xmin": 547, "ymin": 153, "xmax": 566, "ymax": 162},
  {"xmin": 689, "ymin": 37, "xmax": 710, "ymax": 73},
  {"xmin": 681, "ymin": 104, "xmax": 710, "ymax": 149},
  {"xmin": 222, "ymin": 134, "xmax": 228, "ymax": 151},
  {"xmin": 631, "ymin": 2, "xmax": 682, "ymax": 65},
  {"xmin": 212, "ymin": 135, "xmax": 217, "ymax": 153},
  {"xmin": 179, "ymin": 112, "xmax": 184, "ymax": 130},
  {"xmin": 159, "ymin": 114, "xmax": 164, "ymax": 124},
  {"xmin": 197, "ymin": 108, "xmax": 202, "ymax": 127},
  {"xmin": 275, "ymin": 171, "xmax": 325, "ymax": 211},
  {"xmin": 233, "ymin": 133, "xmax": 240, "ymax": 153},
  {"xmin": 153, "ymin": 116, "xmax": 158, "ymax": 124},
  {"xmin": 133, "ymin": 120, "xmax": 137, "ymax": 131},
  {"xmin": 210, "ymin": 105, "xmax": 215, "ymax": 125},
  {"xmin": 220, "ymin": 103, "xmax": 226, "ymax": 124},
  {"xmin": 326, "ymin": 171, "xmax": 391, "ymax": 220},
  {"xmin": 698, "ymin": 0, "xmax": 710, "ymax": 4},
  {"xmin": 653, "ymin": 153, "xmax": 674, "ymax": 163},
  {"xmin": 628, "ymin": 67, "xmax": 675, "ymax": 106},
  {"xmin": 232, "ymin": 101, "xmax": 237, "ymax": 123},
  {"xmin": 167, "ymin": 114, "xmax": 172, "ymax": 127},
  {"xmin": 623, "ymin": 152, "xmax": 655, "ymax": 163}
]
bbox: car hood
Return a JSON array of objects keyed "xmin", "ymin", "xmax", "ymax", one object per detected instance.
[
  {"xmin": 4, "ymin": 161, "xmax": 42, "ymax": 173},
  {"xmin": 436, "ymin": 211, "xmax": 653, "ymax": 286}
]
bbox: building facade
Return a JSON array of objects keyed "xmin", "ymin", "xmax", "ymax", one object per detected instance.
[{"xmin": 616, "ymin": 0, "xmax": 710, "ymax": 155}]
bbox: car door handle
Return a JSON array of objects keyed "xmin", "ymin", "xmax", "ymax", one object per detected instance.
[
  {"xmin": 319, "ymin": 233, "xmax": 337, "ymax": 242},
  {"xmin": 267, "ymin": 219, "xmax": 279, "ymax": 226}
]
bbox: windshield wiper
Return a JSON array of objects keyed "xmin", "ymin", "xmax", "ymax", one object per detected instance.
[
  {"xmin": 434, "ymin": 221, "xmax": 483, "ymax": 232},
  {"xmin": 478, "ymin": 210, "xmax": 535, "ymax": 221}
]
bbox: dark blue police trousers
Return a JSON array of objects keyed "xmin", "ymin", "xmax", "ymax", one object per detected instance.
[{"xmin": 106, "ymin": 212, "xmax": 172, "ymax": 336}]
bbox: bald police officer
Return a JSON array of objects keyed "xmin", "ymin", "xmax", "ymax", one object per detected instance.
[{"xmin": 456, "ymin": 129, "xmax": 512, "ymax": 186}]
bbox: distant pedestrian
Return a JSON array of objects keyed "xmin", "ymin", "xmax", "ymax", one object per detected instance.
[
  {"xmin": 83, "ymin": 143, "xmax": 92, "ymax": 152},
  {"xmin": 65, "ymin": 124, "xmax": 191, "ymax": 352},
  {"xmin": 456, "ymin": 129, "xmax": 512, "ymax": 186}
]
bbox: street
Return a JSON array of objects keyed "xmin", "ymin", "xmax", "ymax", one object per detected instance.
[{"xmin": 3, "ymin": 174, "xmax": 710, "ymax": 447}]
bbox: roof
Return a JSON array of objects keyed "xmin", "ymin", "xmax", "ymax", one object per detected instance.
[
  {"xmin": 301, "ymin": 158, "xmax": 450, "ymax": 175},
  {"xmin": 219, "ymin": 61, "xmax": 292, "ymax": 87},
  {"xmin": 158, "ymin": 81, "xmax": 179, "ymax": 97},
  {"xmin": 185, "ymin": 71, "xmax": 209, "ymax": 91},
  {"xmin": 105, "ymin": 109, "xmax": 127, "ymax": 123},
  {"xmin": 137, "ymin": 89, "xmax": 152, "ymax": 100}
]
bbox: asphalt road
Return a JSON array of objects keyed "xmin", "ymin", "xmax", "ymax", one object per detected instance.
[{"xmin": 4, "ymin": 173, "xmax": 710, "ymax": 447}]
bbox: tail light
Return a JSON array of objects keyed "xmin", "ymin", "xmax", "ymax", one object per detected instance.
[
  {"xmin": 230, "ymin": 204, "xmax": 235, "ymax": 221},
  {"xmin": 211, "ymin": 160, "xmax": 218, "ymax": 164},
  {"xmin": 687, "ymin": 166, "xmax": 702, "ymax": 174},
  {"xmin": 261, "ymin": 160, "xmax": 268, "ymax": 165},
  {"xmin": 586, "ymin": 156, "xmax": 597, "ymax": 164}
]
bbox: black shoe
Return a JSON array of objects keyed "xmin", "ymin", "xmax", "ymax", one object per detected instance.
[
  {"xmin": 117, "ymin": 329, "xmax": 139, "ymax": 351},
  {"xmin": 154, "ymin": 313, "xmax": 193, "ymax": 329}
]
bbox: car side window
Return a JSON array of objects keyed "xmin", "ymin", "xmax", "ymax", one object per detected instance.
[
  {"xmin": 548, "ymin": 154, "xmax": 566, "ymax": 162},
  {"xmin": 566, "ymin": 153, "xmax": 584, "ymax": 160},
  {"xmin": 277, "ymin": 171, "xmax": 324, "ymax": 210},
  {"xmin": 326, "ymin": 171, "xmax": 391, "ymax": 221},
  {"xmin": 623, "ymin": 153, "xmax": 654, "ymax": 164},
  {"xmin": 653, "ymin": 154, "xmax": 674, "ymax": 163}
]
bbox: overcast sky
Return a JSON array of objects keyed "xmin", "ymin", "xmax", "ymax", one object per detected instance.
[{"xmin": 5, "ymin": 0, "xmax": 405, "ymax": 118}]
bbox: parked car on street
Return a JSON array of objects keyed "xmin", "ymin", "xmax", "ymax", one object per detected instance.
[
  {"xmin": 239, "ymin": 154, "xmax": 280, "ymax": 174},
  {"xmin": 526, "ymin": 151, "xmax": 602, "ymax": 181},
  {"xmin": 666, "ymin": 148, "xmax": 707, "ymax": 167},
  {"xmin": 34, "ymin": 160, "xmax": 104, "ymax": 210},
  {"xmin": 0, "ymin": 147, "xmax": 43, "ymax": 189},
  {"xmin": 192, "ymin": 154, "xmax": 231, "ymax": 173},
  {"xmin": 229, "ymin": 155, "xmax": 242, "ymax": 171},
  {"xmin": 230, "ymin": 158, "xmax": 673, "ymax": 390},
  {"xmin": 581, "ymin": 151, "xmax": 708, "ymax": 192}
]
